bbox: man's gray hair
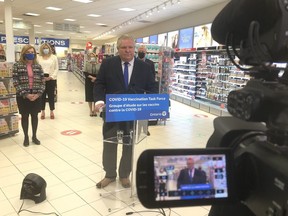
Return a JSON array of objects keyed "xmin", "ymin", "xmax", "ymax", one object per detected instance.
[{"xmin": 117, "ymin": 34, "xmax": 135, "ymax": 49}]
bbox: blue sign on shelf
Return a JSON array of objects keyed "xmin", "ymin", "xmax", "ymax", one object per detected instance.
[{"xmin": 105, "ymin": 94, "xmax": 170, "ymax": 122}]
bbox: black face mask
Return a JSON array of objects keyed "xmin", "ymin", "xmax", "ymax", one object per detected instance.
[{"xmin": 138, "ymin": 52, "xmax": 145, "ymax": 59}]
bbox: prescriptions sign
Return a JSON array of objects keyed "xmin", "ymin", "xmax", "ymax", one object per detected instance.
[
  {"xmin": 105, "ymin": 94, "xmax": 170, "ymax": 122},
  {"xmin": 0, "ymin": 34, "xmax": 29, "ymax": 44}
]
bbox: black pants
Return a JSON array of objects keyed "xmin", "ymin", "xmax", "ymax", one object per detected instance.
[
  {"xmin": 41, "ymin": 80, "xmax": 56, "ymax": 110},
  {"xmin": 21, "ymin": 113, "xmax": 39, "ymax": 138},
  {"xmin": 102, "ymin": 121, "xmax": 133, "ymax": 179}
]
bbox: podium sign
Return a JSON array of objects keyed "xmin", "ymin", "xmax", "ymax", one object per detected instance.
[{"xmin": 105, "ymin": 94, "xmax": 170, "ymax": 122}]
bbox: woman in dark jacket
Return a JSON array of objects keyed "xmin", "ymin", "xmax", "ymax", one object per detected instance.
[
  {"xmin": 12, "ymin": 44, "xmax": 45, "ymax": 147},
  {"xmin": 84, "ymin": 52, "xmax": 100, "ymax": 116}
]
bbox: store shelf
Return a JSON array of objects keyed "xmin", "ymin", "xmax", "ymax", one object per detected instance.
[
  {"xmin": 71, "ymin": 64, "xmax": 85, "ymax": 84},
  {"xmin": 0, "ymin": 62, "xmax": 19, "ymax": 137},
  {"xmin": 71, "ymin": 52, "xmax": 85, "ymax": 84},
  {"xmin": 58, "ymin": 57, "xmax": 68, "ymax": 70},
  {"xmin": 171, "ymin": 47, "xmax": 250, "ymax": 113},
  {"xmin": 170, "ymin": 94, "xmax": 230, "ymax": 117}
]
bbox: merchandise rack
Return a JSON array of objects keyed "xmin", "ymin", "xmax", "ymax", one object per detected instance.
[
  {"xmin": 0, "ymin": 62, "xmax": 19, "ymax": 137},
  {"xmin": 71, "ymin": 52, "xmax": 85, "ymax": 84},
  {"xmin": 171, "ymin": 46, "xmax": 250, "ymax": 116}
]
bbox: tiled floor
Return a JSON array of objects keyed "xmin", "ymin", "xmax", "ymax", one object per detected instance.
[{"xmin": 0, "ymin": 71, "xmax": 217, "ymax": 216}]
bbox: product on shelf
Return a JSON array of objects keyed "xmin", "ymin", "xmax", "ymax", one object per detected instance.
[
  {"xmin": 0, "ymin": 62, "xmax": 13, "ymax": 77},
  {"xmin": 9, "ymin": 98, "xmax": 18, "ymax": 113},
  {"xmin": 0, "ymin": 118, "xmax": 9, "ymax": 134},
  {"xmin": 0, "ymin": 81, "xmax": 8, "ymax": 95},
  {"xmin": 10, "ymin": 115, "xmax": 19, "ymax": 131},
  {"xmin": 0, "ymin": 99, "xmax": 10, "ymax": 115},
  {"xmin": 8, "ymin": 79, "xmax": 16, "ymax": 94}
]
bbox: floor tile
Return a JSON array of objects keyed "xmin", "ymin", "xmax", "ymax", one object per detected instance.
[
  {"xmin": 62, "ymin": 204, "xmax": 102, "ymax": 216},
  {"xmin": 49, "ymin": 193, "xmax": 87, "ymax": 214}
]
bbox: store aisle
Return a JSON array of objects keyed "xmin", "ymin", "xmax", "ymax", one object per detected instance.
[{"xmin": 0, "ymin": 71, "xmax": 217, "ymax": 216}]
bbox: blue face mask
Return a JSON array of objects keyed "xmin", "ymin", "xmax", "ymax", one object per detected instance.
[{"xmin": 25, "ymin": 53, "xmax": 35, "ymax": 60}]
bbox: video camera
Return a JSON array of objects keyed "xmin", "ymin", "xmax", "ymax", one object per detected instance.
[{"xmin": 136, "ymin": 0, "xmax": 288, "ymax": 215}]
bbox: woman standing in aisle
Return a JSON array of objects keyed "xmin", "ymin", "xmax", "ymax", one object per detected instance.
[
  {"xmin": 84, "ymin": 52, "xmax": 100, "ymax": 116},
  {"xmin": 38, "ymin": 43, "xmax": 59, "ymax": 119},
  {"xmin": 12, "ymin": 44, "xmax": 45, "ymax": 147}
]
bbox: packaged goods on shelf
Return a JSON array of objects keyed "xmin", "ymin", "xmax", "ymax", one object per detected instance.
[
  {"xmin": 9, "ymin": 98, "xmax": 18, "ymax": 113},
  {"xmin": 170, "ymin": 47, "xmax": 253, "ymax": 116},
  {"xmin": 0, "ymin": 81, "xmax": 8, "ymax": 95},
  {"xmin": 8, "ymin": 79, "xmax": 16, "ymax": 94},
  {"xmin": 0, "ymin": 118, "xmax": 9, "ymax": 134},
  {"xmin": 10, "ymin": 115, "xmax": 19, "ymax": 131},
  {"xmin": 0, "ymin": 62, "xmax": 13, "ymax": 77},
  {"xmin": 0, "ymin": 62, "xmax": 18, "ymax": 136},
  {"xmin": 0, "ymin": 99, "xmax": 10, "ymax": 115}
]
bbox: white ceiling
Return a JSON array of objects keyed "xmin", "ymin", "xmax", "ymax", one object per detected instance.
[{"xmin": 0, "ymin": 0, "xmax": 227, "ymax": 42}]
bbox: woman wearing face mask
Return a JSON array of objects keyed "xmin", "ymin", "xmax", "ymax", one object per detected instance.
[
  {"xmin": 38, "ymin": 43, "xmax": 59, "ymax": 119},
  {"xmin": 83, "ymin": 52, "xmax": 100, "ymax": 116},
  {"xmin": 12, "ymin": 44, "xmax": 45, "ymax": 147}
]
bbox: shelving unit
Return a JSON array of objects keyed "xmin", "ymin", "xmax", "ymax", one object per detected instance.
[
  {"xmin": 170, "ymin": 47, "xmax": 250, "ymax": 116},
  {"xmin": 71, "ymin": 63, "xmax": 85, "ymax": 84},
  {"xmin": 171, "ymin": 56, "xmax": 197, "ymax": 100},
  {"xmin": 158, "ymin": 46, "xmax": 174, "ymax": 94},
  {"xmin": 103, "ymin": 43, "xmax": 117, "ymax": 56},
  {"xmin": 0, "ymin": 62, "xmax": 19, "ymax": 137},
  {"xmin": 135, "ymin": 44, "xmax": 172, "ymax": 125},
  {"xmin": 58, "ymin": 57, "xmax": 68, "ymax": 70},
  {"xmin": 71, "ymin": 52, "xmax": 85, "ymax": 84}
]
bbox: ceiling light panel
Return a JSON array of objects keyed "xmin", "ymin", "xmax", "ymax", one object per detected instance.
[
  {"xmin": 24, "ymin": 13, "xmax": 40, "ymax": 16},
  {"xmin": 96, "ymin": 23, "xmax": 107, "ymax": 26},
  {"xmin": 87, "ymin": 14, "xmax": 101, "ymax": 17},
  {"xmin": 45, "ymin": 7, "xmax": 63, "ymax": 11},
  {"xmin": 64, "ymin": 18, "xmax": 76, "ymax": 22},
  {"xmin": 72, "ymin": 0, "xmax": 93, "ymax": 3},
  {"xmin": 13, "ymin": 18, "xmax": 23, "ymax": 20},
  {"xmin": 118, "ymin": 8, "xmax": 135, "ymax": 12}
]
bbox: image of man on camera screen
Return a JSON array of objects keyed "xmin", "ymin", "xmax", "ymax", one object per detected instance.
[
  {"xmin": 177, "ymin": 157, "xmax": 207, "ymax": 188},
  {"xmin": 154, "ymin": 155, "xmax": 228, "ymax": 201}
]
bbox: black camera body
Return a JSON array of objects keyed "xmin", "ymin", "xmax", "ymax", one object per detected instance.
[
  {"xmin": 136, "ymin": 0, "xmax": 288, "ymax": 215},
  {"xmin": 206, "ymin": 116, "xmax": 288, "ymax": 216}
]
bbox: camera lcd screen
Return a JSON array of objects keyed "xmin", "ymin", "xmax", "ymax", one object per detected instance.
[
  {"xmin": 154, "ymin": 154, "xmax": 229, "ymax": 202},
  {"xmin": 136, "ymin": 148, "xmax": 234, "ymax": 208}
]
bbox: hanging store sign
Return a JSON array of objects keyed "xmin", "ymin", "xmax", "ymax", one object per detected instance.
[
  {"xmin": 35, "ymin": 37, "xmax": 70, "ymax": 48},
  {"xmin": 0, "ymin": 34, "xmax": 29, "ymax": 44},
  {"xmin": 0, "ymin": 35, "xmax": 70, "ymax": 47}
]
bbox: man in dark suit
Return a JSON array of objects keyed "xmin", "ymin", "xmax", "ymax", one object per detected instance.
[
  {"xmin": 137, "ymin": 45, "xmax": 157, "ymax": 136},
  {"xmin": 137, "ymin": 45, "xmax": 156, "ymax": 79},
  {"xmin": 177, "ymin": 157, "xmax": 207, "ymax": 189},
  {"xmin": 94, "ymin": 34, "xmax": 156, "ymax": 189}
]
